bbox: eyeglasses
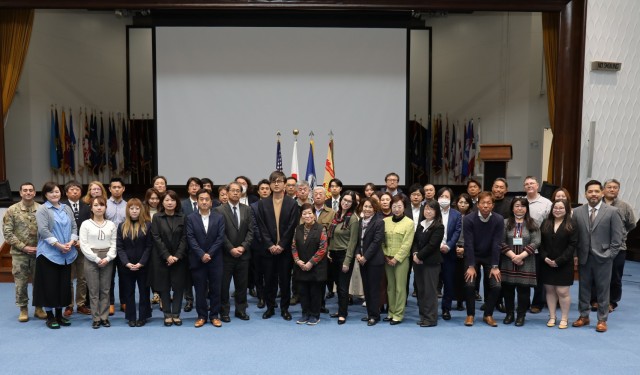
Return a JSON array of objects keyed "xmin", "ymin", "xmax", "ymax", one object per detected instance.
[
  {"xmin": 271, "ymin": 180, "xmax": 285, "ymax": 184},
  {"xmin": 342, "ymin": 200, "xmax": 353, "ymax": 205}
]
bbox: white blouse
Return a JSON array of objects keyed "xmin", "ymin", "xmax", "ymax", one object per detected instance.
[{"xmin": 79, "ymin": 219, "xmax": 117, "ymax": 263}]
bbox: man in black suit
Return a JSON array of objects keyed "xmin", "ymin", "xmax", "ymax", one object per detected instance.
[
  {"xmin": 181, "ymin": 176, "xmax": 202, "ymax": 312},
  {"xmin": 62, "ymin": 180, "xmax": 91, "ymax": 317},
  {"xmin": 215, "ymin": 182, "xmax": 254, "ymax": 322},
  {"xmin": 325, "ymin": 178, "xmax": 342, "ymax": 212},
  {"xmin": 186, "ymin": 189, "xmax": 225, "ymax": 328},
  {"xmin": 250, "ymin": 179, "xmax": 272, "ymax": 309},
  {"xmin": 257, "ymin": 171, "xmax": 299, "ymax": 320}
]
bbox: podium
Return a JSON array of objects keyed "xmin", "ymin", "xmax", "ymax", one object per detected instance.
[{"xmin": 479, "ymin": 144, "xmax": 512, "ymax": 191}]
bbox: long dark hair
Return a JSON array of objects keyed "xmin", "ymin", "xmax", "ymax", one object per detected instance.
[
  {"xmin": 541, "ymin": 199, "xmax": 574, "ymax": 233},
  {"xmin": 505, "ymin": 197, "xmax": 537, "ymax": 232},
  {"xmin": 422, "ymin": 200, "xmax": 443, "ymax": 229}
]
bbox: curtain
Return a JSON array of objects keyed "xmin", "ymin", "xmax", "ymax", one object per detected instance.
[
  {"xmin": 542, "ymin": 12, "xmax": 559, "ymax": 183},
  {"xmin": 1, "ymin": 9, "xmax": 34, "ymax": 121}
]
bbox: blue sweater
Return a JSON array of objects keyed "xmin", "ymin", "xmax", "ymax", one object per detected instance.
[{"xmin": 462, "ymin": 212, "xmax": 504, "ymax": 268}]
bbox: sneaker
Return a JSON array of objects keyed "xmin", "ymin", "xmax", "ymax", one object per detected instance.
[
  {"xmin": 306, "ymin": 316, "xmax": 320, "ymax": 325},
  {"xmin": 296, "ymin": 315, "xmax": 309, "ymax": 324}
]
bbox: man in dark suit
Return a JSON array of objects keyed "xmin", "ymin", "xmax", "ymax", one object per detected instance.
[
  {"xmin": 324, "ymin": 178, "xmax": 343, "ymax": 212},
  {"xmin": 215, "ymin": 182, "xmax": 254, "ymax": 322},
  {"xmin": 572, "ymin": 180, "xmax": 624, "ymax": 333},
  {"xmin": 181, "ymin": 176, "xmax": 202, "ymax": 312},
  {"xmin": 250, "ymin": 179, "xmax": 272, "ymax": 309},
  {"xmin": 62, "ymin": 180, "xmax": 91, "ymax": 316},
  {"xmin": 186, "ymin": 189, "xmax": 225, "ymax": 328},
  {"xmin": 257, "ymin": 171, "xmax": 299, "ymax": 320}
]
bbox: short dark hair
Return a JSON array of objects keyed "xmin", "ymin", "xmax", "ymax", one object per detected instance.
[
  {"xmin": 407, "ymin": 183, "xmax": 424, "ymax": 197},
  {"xmin": 186, "ymin": 177, "xmax": 202, "ymax": 189},
  {"xmin": 201, "ymin": 178, "xmax": 213, "ymax": 188},
  {"xmin": 286, "ymin": 176, "xmax": 297, "ymax": 183},
  {"xmin": 329, "ymin": 178, "xmax": 343, "ymax": 188},
  {"xmin": 64, "ymin": 180, "xmax": 82, "ymax": 192},
  {"xmin": 196, "ymin": 188, "xmax": 212, "ymax": 200},
  {"xmin": 391, "ymin": 194, "xmax": 405, "ymax": 207},
  {"xmin": 385, "ymin": 172, "xmax": 400, "ymax": 182},
  {"xmin": 258, "ymin": 179, "xmax": 270, "ymax": 188},
  {"xmin": 41, "ymin": 181, "xmax": 60, "ymax": 202},
  {"xmin": 467, "ymin": 178, "xmax": 481, "ymax": 189},
  {"xmin": 584, "ymin": 179, "xmax": 602, "ymax": 192},
  {"xmin": 360, "ymin": 197, "xmax": 381, "ymax": 213},
  {"xmin": 151, "ymin": 175, "xmax": 167, "ymax": 186},
  {"xmin": 493, "ymin": 177, "xmax": 508, "ymax": 189},
  {"xmin": 109, "ymin": 177, "xmax": 124, "ymax": 187},
  {"xmin": 161, "ymin": 190, "xmax": 182, "ymax": 212},
  {"xmin": 270, "ymin": 171, "xmax": 286, "ymax": 183},
  {"xmin": 437, "ymin": 187, "xmax": 454, "ymax": 199},
  {"xmin": 19, "ymin": 182, "xmax": 35, "ymax": 191},
  {"xmin": 300, "ymin": 202, "xmax": 314, "ymax": 214},
  {"xmin": 477, "ymin": 191, "xmax": 494, "ymax": 203}
]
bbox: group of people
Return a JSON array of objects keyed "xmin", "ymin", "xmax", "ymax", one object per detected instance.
[{"xmin": 3, "ymin": 171, "xmax": 634, "ymax": 332}]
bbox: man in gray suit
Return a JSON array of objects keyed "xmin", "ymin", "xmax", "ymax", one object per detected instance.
[
  {"xmin": 215, "ymin": 181, "xmax": 254, "ymax": 322},
  {"xmin": 572, "ymin": 180, "xmax": 624, "ymax": 333}
]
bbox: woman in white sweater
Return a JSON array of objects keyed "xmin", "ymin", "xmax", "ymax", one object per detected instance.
[{"xmin": 79, "ymin": 196, "xmax": 117, "ymax": 329}]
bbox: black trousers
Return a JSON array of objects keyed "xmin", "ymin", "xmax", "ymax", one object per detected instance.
[
  {"xmin": 298, "ymin": 280, "xmax": 323, "ymax": 318},
  {"xmin": 109, "ymin": 257, "xmax": 125, "ymax": 305},
  {"xmin": 531, "ymin": 253, "xmax": 546, "ymax": 308},
  {"xmin": 261, "ymin": 252, "xmax": 292, "ymax": 311},
  {"xmin": 192, "ymin": 257, "xmax": 223, "ymax": 319},
  {"xmin": 119, "ymin": 268, "xmax": 151, "ymax": 321},
  {"xmin": 251, "ymin": 246, "xmax": 266, "ymax": 300},
  {"xmin": 454, "ymin": 257, "xmax": 466, "ymax": 305},
  {"xmin": 502, "ymin": 283, "xmax": 531, "ymax": 315},
  {"xmin": 465, "ymin": 261, "xmax": 501, "ymax": 317},
  {"xmin": 221, "ymin": 256, "xmax": 249, "ymax": 316},
  {"xmin": 441, "ymin": 256, "xmax": 456, "ymax": 311},
  {"xmin": 33, "ymin": 255, "xmax": 72, "ymax": 309},
  {"xmin": 328, "ymin": 250, "xmax": 354, "ymax": 317},
  {"xmin": 361, "ymin": 262, "xmax": 383, "ymax": 320}
]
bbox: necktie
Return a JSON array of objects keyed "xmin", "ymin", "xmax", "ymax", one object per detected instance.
[
  {"xmin": 233, "ymin": 206, "xmax": 240, "ymax": 227},
  {"xmin": 333, "ymin": 200, "xmax": 338, "ymax": 211},
  {"xmin": 590, "ymin": 207, "xmax": 596, "ymax": 228},
  {"xmin": 73, "ymin": 202, "xmax": 78, "ymax": 213},
  {"xmin": 193, "ymin": 202, "xmax": 197, "ymax": 212}
]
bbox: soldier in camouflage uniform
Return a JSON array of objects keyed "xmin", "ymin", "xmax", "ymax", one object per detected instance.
[{"xmin": 2, "ymin": 182, "xmax": 47, "ymax": 322}]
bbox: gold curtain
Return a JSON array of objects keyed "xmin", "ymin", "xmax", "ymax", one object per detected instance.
[
  {"xmin": 1, "ymin": 9, "xmax": 34, "ymax": 120},
  {"xmin": 542, "ymin": 12, "xmax": 559, "ymax": 183}
]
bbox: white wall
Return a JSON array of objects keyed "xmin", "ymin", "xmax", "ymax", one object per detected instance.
[
  {"xmin": 424, "ymin": 12, "xmax": 549, "ymax": 189},
  {"xmin": 5, "ymin": 10, "xmax": 129, "ymax": 189},
  {"xmin": 581, "ymin": 0, "xmax": 640, "ymax": 218}
]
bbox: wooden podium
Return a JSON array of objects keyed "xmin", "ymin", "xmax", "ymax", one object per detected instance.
[{"xmin": 479, "ymin": 144, "xmax": 512, "ymax": 191}]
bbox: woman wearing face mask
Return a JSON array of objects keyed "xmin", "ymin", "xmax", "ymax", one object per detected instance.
[
  {"xmin": 117, "ymin": 199, "xmax": 153, "ymax": 327},
  {"xmin": 500, "ymin": 197, "xmax": 541, "ymax": 326},
  {"xmin": 235, "ymin": 175, "xmax": 259, "ymax": 206},
  {"xmin": 412, "ymin": 200, "xmax": 445, "ymax": 327},
  {"xmin": 436, "ymin": 187, "xmax": 462, "ymax": 321},
  {"xmin": 382, "ymin": 195, "xmax": 415, "ymax": 325}
]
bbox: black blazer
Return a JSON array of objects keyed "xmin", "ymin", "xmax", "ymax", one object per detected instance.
[
  {"xmin": 412, "ymin": 221, "xmax": 445, "ymax": 265},
  {"xmin": 117, "ymin": 222, "xmax": 152, "ymax": 266},
  {"xmin": 257, "ymin": 195, "xmax": 299, "ymax": 255},
  {"xmin": 62, "ymin": 199, "xmax": 90, "ymax": 230},
  {"xmin": 185, "ymin": 210, "xmax": 225, "ymax": 269},
  {"xmin": 149, "ymin": 212, "xmax": 188, "ymax": 291},
  {"xmin": 214, "ymin": 203, "xmax": 254, "ymax": 260},
  {"xmin": 292, "ymin": 222, "xmax": 327, "ymax": 282},
  {"xmin": 182, "ymin": 198, "xmax": 198, "ymax": 216},
  {"xmin": 354, "ymin": 213, "xmax": 385, "ymax": 266},
  {"xmin": 539, "ymin": 218, "xmax": 578, "ymax": 267}
]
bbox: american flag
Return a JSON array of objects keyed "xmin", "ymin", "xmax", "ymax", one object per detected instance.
[{"xmin": 275, "ymin": 138, "xmax": 283, "ymax": 172}]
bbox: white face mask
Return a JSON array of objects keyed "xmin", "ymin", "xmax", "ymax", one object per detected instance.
[
  {"xmin": 241, "ymin": 185, "xmax": 247, "ymax": 194},
  {"xmin": 438, "ymin": 199, "xmax": 450, "ymax": 208},
  {"xmin": 514, "ymin": 213, "xmax": 525, "ymax": 219}
]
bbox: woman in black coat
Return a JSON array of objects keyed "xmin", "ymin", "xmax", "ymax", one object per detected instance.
[
  {"xmin": 291, "ymin": 203, "xmax": 328, "ymax": 326},
  {"xmin": 412, "ymin": 200, "xmax": 445, "ymax": 327},
  {"xmin": 354, "ymin": 197, "xmax": 386, "ymax": 326},
  {"xmin": 149, "ymin": 190, "xmax": 188, "ymax": 327},
  {"xmin": 539, "ymin": 199, "xmax": 577, "ymax": 329}
]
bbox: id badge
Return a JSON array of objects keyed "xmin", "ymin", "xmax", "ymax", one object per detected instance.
[{"xmin": 513, "ymin": 238, "xmax": 523, "ymax": 246}]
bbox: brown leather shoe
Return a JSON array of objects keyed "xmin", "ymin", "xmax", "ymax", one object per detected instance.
[
  {"xmin": 572, "ymin": 316, "xmax": 590, "ymax": 327},
  {"xmin": 211, "ymin": 318, "xmax": 222, "ymax": 327},
  {"xmin": 63, "ymin": 306, "xmax": 73, "ymax": 317},
  {"xmin": 77, "ymin": 306, "xmax": 91, "ymax": 315},
  {"xmin": 109, "ymin": 305, "xmax": 115, "ymax": 316},
  {"xmin": 483, "ymin": 315, "xmax": 498, "ymax": 327},
  {"xmin": 596, "ymin": 320, "xmax": 607, "ymax": 332},
  {"xmin": 464, "ymin": 315, "xmax": 474, "ymax": 326},
  {"xmin": 194, "ymin": 318, "xmax": 206, "ymax": 328}
]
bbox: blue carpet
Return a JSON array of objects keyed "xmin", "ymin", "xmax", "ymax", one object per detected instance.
[{"xmin": 1, "ymin": 261, "xmax": 640, "ymax": 374}]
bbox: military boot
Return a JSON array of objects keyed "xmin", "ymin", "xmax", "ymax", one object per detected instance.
[{"xmin": 19, "ymin": 306, "xmax": 29, "ymax": 322}]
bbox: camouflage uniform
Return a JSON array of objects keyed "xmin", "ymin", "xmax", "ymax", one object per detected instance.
[{"xmin": 2, "ymin": 201, "xmax": 40, "ymax": 307}]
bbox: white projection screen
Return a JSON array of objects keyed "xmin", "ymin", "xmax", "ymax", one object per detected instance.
[{"xmin": 155, "ymin": 27, "xmax": 407, "ymax": 185}]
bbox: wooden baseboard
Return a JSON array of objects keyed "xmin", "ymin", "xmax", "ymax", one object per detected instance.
[{"xmin": 0, "ymin": 242, "xmax": 14, "ymax": 283}]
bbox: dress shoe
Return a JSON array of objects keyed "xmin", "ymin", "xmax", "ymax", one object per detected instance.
[
  {"xmin": 183, "ymin": 301, "xmax": 193, "ymax": 312},
  {"xmin": 503, "ymin": 313, "xmax": 514, "ymax": 325},
  {"xmin": 18, "ymin": 307, "xmax": 29, "ymax": 322},
  {"xmin": 455, "ymin": 302, "xmax": 465, "ymax": 311},
  {"xmin": 411, "ymin": 291, "xmax": 417, "ymax": 297},
  {"xmin": 128, "ymin": 320, "xmax": 137, "ymax": 327},
  {"xmin": 330, "ymin": 312, "xmax": 340, "ymax": 318},
  {"xmin": 221, "ymin": 315, "xmax": 231, "ymax": 323},
  {"xmin": 101, "ymin": 319, "xmax": 111, "ymax": 327},
  {"xmin": 34, "ymin": 307, "xmax": 48, "ymax": 320},
  {"xmin": 92, "ymin": 320, "xmax": 101, "ymax": 329},
  {"xmin": 464, "ymin": 315, "xmax": 474, "ymax": 326},
  {"xmin": 281, "ymin": 310, "xmax": 292, "ymax": 321},
  {"xmin": 590, "ymin": 302, "xmax": 598, "ymax": 312},
  {"xmin": 416, "ymin": 320, "xmax": 424, "ymax": 326},
  {"xmin": 326, "ymin": 291, "xmax": 335, "ymax": 299},
  {"xmin": 109, "ymin": 305, "xmax": 115, "ymax": 316},
  {"xmin": 57, "ymin": 316, "xmax": 71, "ymax": 327},
  {"xmin": 389, "ymin": 319, "xmax": 401, "ymax": 325},
  {"xmin": 420, "ymin": 321, "xmax": 436, "ymax": 327},
  {"xmin": 164, "ymin": 318, "xmax": 173, "ymax": 327},
  {"xmin": 120, "ymin": 304, "xmax": 126, "ymax": 312},
  {"xmin": 442, "ymin": 310, "xmax": 451, "ymax": 321},
  {"xmin": 211, "ymin": 318, "xmax": 222, "ymax": 327},
  {"xmin": 235, "ymin": 311, "xmax": 250, "ymax": 321},
  {"xmin": 77, "ymin": 306, "xmax": 91, "ymax": 315},
  {"xmin": 63, "ymin": 306, "xmax": 73, "ymax": 317},
  {"xmin": 290, "ymin": 296, "xmax": 299, "ymax": 305},
  {"xmin": 136, "ymin": 319, "xmax": 147, "ymax": 327},
  {"xmin": 262, "ymin": 308, "xmax": 275, "ymax": 319},
  {"xmin": 257, "ymin": 299, "xmax": 266, "ymax": 309},
  {"xmin": 383, "ymin": 316, "xmax": 392, "ymax": 322},
  {"xmin": 482, "ymin": 315, "xmax": 498, "ymax": 327},
  {"xmin": 361, "ymin": 316, "xmax": 369, "ymax": 322},
  {"xmin": 596, "ymin": 320, "xmax": 607, "ymax": 332},
  {"xmin": 480, "ymin": 303, "xmax": 485, "ymax": 311},
  {"xmin": 529, "ymin": 306, "xmax": 542, "ymax": 314},
  {"xmin": 496, "ymin": 303, "xmax": 506, "ymax": 314},
  {"xmin": 572, "ymin": 316, "xmax": 590, "ymax": 327},
  {"xmin": 337, "ymin": 318, "xmax": 346, "ymax": 325},
  {"xmin": 367, "ymin": 319, "xmax": 378, "ymax": 326},
  {"xmin": 320, "ymin": 307, "xmax": 329, "ymax": 314},
  {"xmin": 173, "ymin": 318, "xmax": 183, "ymax": 326},
  {"xmin": 194, "ymin": 318, "xmax": 206, "ymax": 328},
  {"xmin": 475, "ymin": 291, "xmax": 482, "ymax": 301},
  {"xmin": 515, "ymin": 315, "xmax": 525, "ymax": 327},
  {"xmin": 249, "ymin": 288, "xmax": 257, "ymax": 298}
]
